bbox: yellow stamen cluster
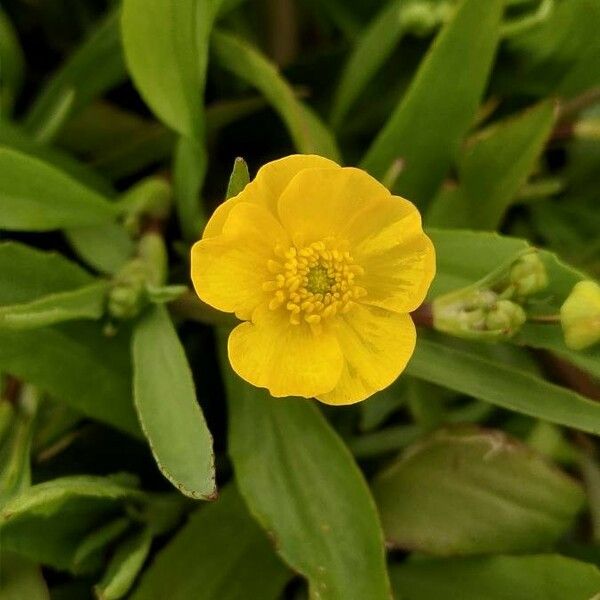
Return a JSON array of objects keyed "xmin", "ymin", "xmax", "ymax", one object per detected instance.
[{"xmin": 263, "ymin": 239, "xmax": 366, "ymax": 329}]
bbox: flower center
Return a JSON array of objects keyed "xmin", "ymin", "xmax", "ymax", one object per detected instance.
[
  {"xmin": 262, "ymin": 239, "xmax": 366, "ymax": 329},
  {"xmin": 306, "ymin": 265, "xmax": 333, "ymax": 295}
]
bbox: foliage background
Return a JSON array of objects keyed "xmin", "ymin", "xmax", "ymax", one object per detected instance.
[{"xmin": 1, "ymin": 0, "xmax": 600, "ymax": 598}]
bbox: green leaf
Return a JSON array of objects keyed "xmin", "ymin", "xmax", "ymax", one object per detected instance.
[
  {"xmin": 331, "ymin": 0, "xmax": 403, "ymax": 128},
  {"xmin": 212, "ymin": 30, "xmax": 341, "ymax": 161},
  {"xmin": 0, "ymin": 148, "xmax": 119, "ymax": 231},
  {"xmin": 131, "ymin": 486, "xmax": 290, "ymax": 600},
  {"xmin": 94, "ymin": 528, "xmax": 152, "ymax": 600},
  {"xmin": 0, "ymin": 9, "xmax": 25, "ymax": 116},
  {"xmin": 407, "ymin": 334, "xmax": 600, "ymax": 435},
  {"xmin": 372, "ymin": 427, "xmax": 584, "ymax": 555},
  {"xmin": 24, "ymin": 10, "xmax": 126, "ymax": 142},
  {"xmin": 132, "ymin": 305, "xmax": 215, "ymax": 499},
  {"xmin": 0, "ymin": 322, "xmax": 140, "ymax": 437},
  {"xmin": 0, "ymin": 475, "xmax": 142, "ymax": 570},
  {"xmin": 222, "ymin": 348, "xmax": 391, "ymax": 600},
  {"xmin": 0, "ymin": 281, "xmax": 109, "ymax": 330},
  {"xmin": 0, "ymin": 390, "xmax": 37, "ymax": 506},
  {"xmin": 0, "ymin": 118, "xmax": 115, "ymax": 196},
  {"xmin": 0, "ymin": 553, "xmax": 49, "ymax": 600},
  {"xmin": 56, "ymin": 101, "xmax": 175, "ymax": 182},
  {"xmin": 72, "ymin": 518, "xmax": 131, "ymax": 574},
  {"xmin": 146, "ymin": 285, "xmax": 188, "ymax": 304},
  {"xmin": 65, "ymin": 225, "xmax": 134, "ymax": 275},
  {"xmin": 226, "ymin": 157, "xmax": 250, "ymax": 199},
  {"xmin": 0, "ymin": 242, "xmax": 94, "ymax": 305},
  {"xmin": 361, "ymin": 0, "xmax": 503, "ymax": 204},
  {"xmin": 427, "ymin": 101, "xmax": 557, "ymax": 229},
  {"xmin": 121, "ymin": 0, "xmax": 220, "ymax": 138},
  {"xmin": 391, "ymin": 554, "xmax": 600, "ymax": 600}
]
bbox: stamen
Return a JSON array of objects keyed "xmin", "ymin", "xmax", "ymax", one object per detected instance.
[{"xmin": 264, "ymin": 239, "xmax": 365, "ymax": 327}]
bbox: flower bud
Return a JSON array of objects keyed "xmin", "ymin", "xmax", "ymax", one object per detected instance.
[
  {"xmin": 485, "ymin": 300, "xmax": 526, "ymax": 333},
  {"xmin": 400, "ymin": 1, "xmax": 453, "ymax": 37},
  {"xmin": 138, "ymin": 232, "xmax": 168, "ymax": 287},
  {"xmin": 560, "ymin": 280, "xmax": 600, "ymax": 350},
  {"xmin": 509, "ymin": 252, "xmax": 548, "ymax": 297},
  {"xmin": 107, "ymin": 259, "xmax": 147, "ymax": 320}
]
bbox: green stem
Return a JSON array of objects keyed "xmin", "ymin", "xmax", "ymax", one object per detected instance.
[{"xmin": 528, "ymin": 314, "xmax": 561, "ymax": 324}]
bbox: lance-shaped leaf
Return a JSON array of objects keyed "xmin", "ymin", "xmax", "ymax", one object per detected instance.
[
  {"xmin": 212, "ymin": 30, "xmax": 340, "ymax": 161},
  {"xmin": 0, "ymin": 241, "xmax": 94, "ymax": 304},
  {"xmin": 222, "ymin": 345, "xmax": 391, "ymax": 600},
  {"xmin": 0, "ymin": 148, "xmax": 119, "ymax": 231},
  {"xmin": 65, "ymin": 224, "xmax": 134, "ymax": 275},
  {"xmin": 0, "ymin": 322, "xmax": 139, "ymax": 437},
  {"xmin": 94, "ymin": 528, "xmax": 152, "ymax": 600},
  {"xmin": 132, "ymin": 305, "xmax": 215, "ymax": 499},
  {"xmin": 427, "ymin": 100, "xmax": 557, "ymax": 229},
  {"xmin": 0, "ymin": 118, "xmax": 115, "ymax": 195},
  {"xmin": 407, "ymin": 335, "xmax": 600, "ymax": 435},
  {"xmin": 121, "ymin": 0, "xmax": 220, "ymax": 138},
  {"xmin": 331, "ymin": 0, "xmax": 403, "ymax": 128},
  {"xmin": 131, "ymin": 486, "xmax": 290, "ymax": 600},
  {"xmin": 0, "ymin": 8, "xmax": 25, "ymax": 116},
  {"xmin": 391, "ymin": 554, "xmax": 600, "ymax": 600},
  {"xmin": 373, "ymin": 427, "xmax": 584, "ymax": 555},
  {"xmin": 0, "ymin": 475, "xmax": 143, "ymax": 570},
  {"xmin": 361, "ymin": 0, "xmax": 503, "ymax": 205},
  {"xmin": 24, "ymin": 9, "xmax": 126, "ymax": 142},
  {"xmin": 0, "ymin": 281, "xmax": 109, "ymax": 330}
]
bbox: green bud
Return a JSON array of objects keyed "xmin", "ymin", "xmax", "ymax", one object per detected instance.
[
  {"xmin": 485, "ymin": 300, "xmax": 526, "ymax": 333},
  {"xmin": 509, "ymin": 252, "xmax": 548, "ymax": 297},
  {"xmin": 560, "ymin": 280, "xmax": 600, "ymax": 350},
  {"xmin": 400, "ymin": 1, "xmax": 453, "ymax": 37},
  {"xmin": 119, "ymin": 177, "xmax": 172, "ymax": 235},
  {"xmin": 107, "ymin": 234, "xmax": 173, "ymax": 320},
  {"xmin": 138, "ymin": 233, "xmax": 168, "ymax": 287},
  {"xmin": 107, "ymin": 259, "xmax": 147, "ymax": 320}
]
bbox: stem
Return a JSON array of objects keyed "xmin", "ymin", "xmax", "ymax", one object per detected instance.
[
  {"xmin": 516, "ymin": 178, "xmax": 564, "ymax": 202},
  {"xmin": 558, "ymin": 87, "xmax": 600, "ymax": 121},
  {"xmin": 528, "ymin": 314, "xmax": 561, "ymax": 323},
  {"xmin": 411, "ymin": 303, "xmax": 434, "ymax": 328}
]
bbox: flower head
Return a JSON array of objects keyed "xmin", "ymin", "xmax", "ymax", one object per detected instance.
[
  {"xmin": 560, "ymin": 280, "xmax": 600, "ymax": 350},
  {"xmin": 191, "ymin": 155, "xmax": 435, "ymax": 404}
]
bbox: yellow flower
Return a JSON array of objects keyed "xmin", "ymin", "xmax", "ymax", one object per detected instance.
[
  {"xmin": 191, "ymin": 155, "xmax": 435, "ymax": 405},
  {"xmin": 560, "ymin": 280, "xmax": 600, "ymax": 350}
]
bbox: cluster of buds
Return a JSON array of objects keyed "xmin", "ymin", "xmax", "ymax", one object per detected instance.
[
  {"xmin": 432, "ymin": 250, "xmax": 548, "ymax": 341},
  {"xmin": 108, "ymin": 233, "xmax": 168, "ymax": 320},
  {"xmin": 107, "ymin": 233, "xmax": 185, "ymax": 324}
]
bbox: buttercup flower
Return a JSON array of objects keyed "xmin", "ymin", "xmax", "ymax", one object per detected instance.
[{"xmin": 191, "ymin": 155, "xmax": 435, "ymax": 404}]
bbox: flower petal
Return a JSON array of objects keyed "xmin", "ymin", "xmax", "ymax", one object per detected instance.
[
  {"xmin": 191, "ymin": 202, "xmax": 289, "ymax": 320},
  {"xmin": 317, "ymin": 304, "xmax": 416, "ymax": 406},
  {"xmin": 277, "ymin": 167, "xmax": 391, "ymax": 245},
  {"xmin": 203, "ymin": 154, "xmax": 340, "ymax": 238},
  {"xmin": 349, "ymin": 196, "xmax": 436, "ymax": 314},
  {"xmin": 228, "ymin": 306, "xmax": 344, "ymax": 398}
]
